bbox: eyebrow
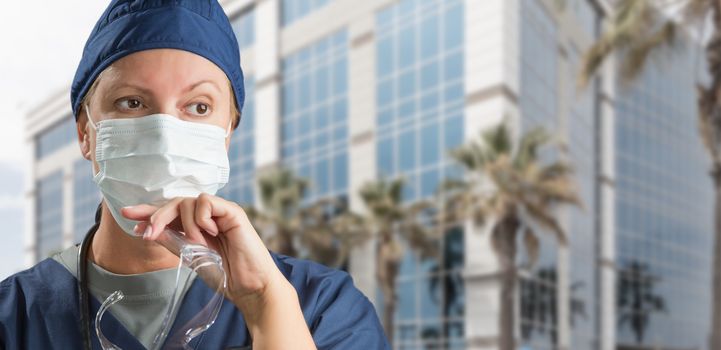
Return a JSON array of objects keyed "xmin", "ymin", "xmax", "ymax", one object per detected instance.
[
  {"xmin": 109, "ymin": 82, "xmax": 154, "ymax": 95},
  {"xmin": 107, "ymin": 80, "xmax": 221, "ymax": 95},
  {"xmin": 184, "ymin": 79, "xmax": 222, "ymax": 94}
]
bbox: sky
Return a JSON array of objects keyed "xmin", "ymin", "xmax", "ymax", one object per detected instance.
[{"xmin": 0, "ymin": 1, "xmax": 107, "ymax": 280}]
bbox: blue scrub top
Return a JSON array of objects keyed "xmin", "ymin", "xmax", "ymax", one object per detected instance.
[{"xmin": 0, "ymin": 250, "xmax": 389, "ymax": 349}]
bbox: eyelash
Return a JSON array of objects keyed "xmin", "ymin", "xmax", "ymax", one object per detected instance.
[
  {"xmin": 186, "ymin": 102, "xmax": 212, "ymax": 116},
  {"xmin": 113, "ymin": 97, "xmax": 213, "ymax": 116},
  {"xmin": 115, "ymin": 97, "xmax": 145, "ymax": 111}
]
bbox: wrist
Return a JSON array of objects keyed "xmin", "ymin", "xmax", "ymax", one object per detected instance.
[{"xmin": 233, "ymin": 272, "xmax": 297, "ymax": 329}]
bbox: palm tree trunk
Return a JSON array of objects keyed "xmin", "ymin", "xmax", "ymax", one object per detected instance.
[
  {"xmin": 495, "ymin": 216, "xmax": 520, "ymax": 350},
  {"xmin": 276, "ymin": 229, "xmax": 297, "ymax": 257},
  {"xmin": 376, "ymin": 234, "xmax": 400, "ymax": 348}
]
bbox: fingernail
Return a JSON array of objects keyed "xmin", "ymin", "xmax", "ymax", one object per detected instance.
[
  {"xmin": 133, "ymin": 224, "xmax": 140, "ymax": 234},
  {"xmin": 122, "ymin": 205, "xmax": 134, "ymax": 209},
  {"xmin": 143, "ymin": 225, "xmax": 153, "ymax": 239}
]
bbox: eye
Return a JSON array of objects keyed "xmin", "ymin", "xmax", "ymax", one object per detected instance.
[
  {"xmin": 187, "ymin": 102, "xmax": 211, "ymax": 117},
  {"xmin": 115, "ymin": 97, "xmax": 144, "ymax": 111}
]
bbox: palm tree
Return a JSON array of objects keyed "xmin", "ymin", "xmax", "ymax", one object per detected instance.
[
  {"xmin": 247, "ymin": 167, "xmax": 364, "ymax": 267},
  {"xmin": 577, "ymin": 1, "xmax": 721, "ymax": 347},
  {"xmin": 617, "ymin": 260, "xmax": 666, "ymax": 344},
  {"xmin": 357, "ymin": 177, "xmax": 439, "ymax": 347},
  {"xmin": 440, "ymin": 123, "xmax": 580, "ymax": 350},
  {"xmin": 296, "ymin": 197, "xmax": 369, "ymax": 268},
  {"xmin": 246, "ymin": 167, "xmax": 307, "ymax": 257}
]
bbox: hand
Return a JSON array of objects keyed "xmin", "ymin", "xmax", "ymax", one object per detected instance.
[
  {"xmin": 121, "ymin": 194, "xmax": 317, "ymax": 349},
  {"xmin": 120, "ymin": 194, "xmax": 287, "ymax": 316}
]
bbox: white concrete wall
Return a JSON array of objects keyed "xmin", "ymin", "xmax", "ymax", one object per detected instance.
[
  {"xmin": 253, "ymin": 0, "xmax": 281, "ymax": 170},
  {"xmin": 598, "ymin": 48, "xmax": 617, "ymax": 350},
  {"xmin": 23, "ymin": 138, "xmax": 36, "ymax": 267},
  {"xmin": 463, "ymin": 0, "xmax": 522, "ymax": 348},
  {"xmin": 346, "ymin": 12, "xmax": 378, "ymax": 301},
  {"xmin": 24, "ymin": 90, "xmax": 79, "ymax": 266}
]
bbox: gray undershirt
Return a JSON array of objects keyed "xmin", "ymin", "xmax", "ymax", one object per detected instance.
[{"xmin": 52, "ymin": 245, "xmax": 195, "ymax": 349}]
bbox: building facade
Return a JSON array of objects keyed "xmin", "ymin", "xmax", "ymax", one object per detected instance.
[{"xmin": 23, "ymin": 0, "xmax": 712, "ymax": 349}]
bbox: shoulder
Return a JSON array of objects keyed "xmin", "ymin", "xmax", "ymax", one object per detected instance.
[
  {"xmin": 0, "ymin": 258, "xmax": 78, "ymax": 312},
  {"xmin": 269, "ymin": 251, "xmax": 389, "ymax": 350},
  {"xmin": 0, "ymin": 258, "xmax": 72, "ymax": 296},
  {"xmin": 0, "ymin": 259, "xmax": 80, "ymax": 348},
  {"xmin": 270, "ymin": 251, "xmax": 363, "ymax": 305}
]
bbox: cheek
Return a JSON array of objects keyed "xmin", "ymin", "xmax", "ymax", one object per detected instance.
[{"xmin": 89, "ymin": 131, "xmax": 100, "ymax": 176}]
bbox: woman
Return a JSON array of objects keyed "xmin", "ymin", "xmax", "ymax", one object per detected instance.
[{"xmin": 0, "ymin": 0, "xmax": 388, "ymax": 349}]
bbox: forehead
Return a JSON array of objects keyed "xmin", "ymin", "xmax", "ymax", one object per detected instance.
[{"xmin": 100, "ymin": 49, "xmax": 228, "ymax": 89}]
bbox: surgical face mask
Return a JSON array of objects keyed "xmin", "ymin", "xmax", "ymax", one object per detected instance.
[{"xmin": 85, "ymin": 105, "xmax": 231, "ymax": 236}]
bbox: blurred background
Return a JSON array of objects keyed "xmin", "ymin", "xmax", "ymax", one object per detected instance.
[{"xmin": 1, "ymin": 0, "xmax": 718, "ymax": 349}]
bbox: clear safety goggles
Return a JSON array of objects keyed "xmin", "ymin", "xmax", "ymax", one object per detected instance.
[{"xmin": 95, "ymin": 228, "xmax": 227, "ymax": 350}]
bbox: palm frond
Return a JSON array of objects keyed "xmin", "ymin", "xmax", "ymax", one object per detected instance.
[
  {"xmin": 580, "ymin": 0, "xmax": 654, "ymax": 86},
  {"xmin": 482, "ymin": 122, "xmax": 513, "ymax": 156},
  {"xmin": 514, "ymin": 126, "xmax": 550, "ymax": 169},
  {"xmin": 523, "ymin": 201, "xmax": 568, "ymax": 246},
  {"xmin": 619, "ymin": 20, "xmax": 677, "ymax": 81}
]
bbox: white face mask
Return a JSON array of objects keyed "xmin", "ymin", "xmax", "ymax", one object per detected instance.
[{"xmin": 85, "ymin": 105, "xmax": 231, "ymax": 236}]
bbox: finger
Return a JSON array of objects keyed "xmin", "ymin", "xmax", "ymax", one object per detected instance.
[
  {"xmin": 178, "ymin": 198, "xmax": 206, "ymax": 245},
  {"xmin": 133, "ymin": 221, "xmax": 149, "ymax": 236},
  {"xmin": 121, "ymin": 204, "xmax": 158, "ymax": 221},
  {"xmin": 194, "ymin": 193, "xmax": 237, "ymax": 235},
  {"xmin": 147, "ymin": 197, "xmax": 184, "ymax": 240}
]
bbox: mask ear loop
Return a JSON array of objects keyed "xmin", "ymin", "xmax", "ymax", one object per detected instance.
[
  {"xmin": 224, "ymin": 118, "xmax": 233, "ymax": 138},
  {"xmin": 84, "ymin": 103, "xmax": 99, "ymax": 131}
]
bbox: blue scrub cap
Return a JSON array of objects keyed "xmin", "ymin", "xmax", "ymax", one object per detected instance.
[{"xmin": 70, "ymin": 0, "xmax": 245, "ymax": 120}]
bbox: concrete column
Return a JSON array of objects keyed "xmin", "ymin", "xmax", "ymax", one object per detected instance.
[
  {"xmin": 62, "ymin": 164, "xmax": 74, "ymax": 248},
  {"xmin": 463, "ymin": 0, "xmax": 521, "ymax": 348},
  {"xmin": 347, "ymin": 13, "xmax": 378, "ymax": 303},
  {"xmin": 556, "ymin": 30, "xmax": 571, "ymax": 350},
  {"xmin": 254, "ymin": 0, "xmax": 281, "ymax": 169},
  {"xmin": 597, "ymin": 53, "xmax": 617, "ymax": 350},
  {"xmin": 24, "ymin": 139, "xmax": 36, "ymax": 267}
]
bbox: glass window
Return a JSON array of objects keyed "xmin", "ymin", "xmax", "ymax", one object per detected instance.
[
  {"xmin": 218, "ymin": 77, "xmax": 256, "ymax": 206},
  {"xmin": 421, "ymin": 122, "xmax": 440, "ymax": 166},
  {"xmin": 420, "ymin": 168, "xmax": 439, "ymax": 198},
  {"xmin": 378, "ymin": 79, "xmax": 394, "ymax": 107},
  {"xmin": 332, "ymin": 58, "xmax": 347, "ymax": 94},
  {"xmin": 36, "ymin": 116, "xmax": 76, "ymax": 160},
  {"xmin": 398, "ymin": 26, "xmax": 416, "ymax": 67},
  {"xmin": 375, "ymin": 0, "xmax": 465, "ymax": 343},
  {"xmin": 399, "ymin": 129, "xmax": 416, "ymax": 172},
  {"xmin": 378, "ymin": 137, "xmax": 394, "ymax": 176},
  {"xmin": 443, "ymin": 51, "xmax": 463, "ymax": 81},
  {"xmin": 443, "ymin": 114, "xmax": 463, "ymax": 151},
  {"xmin": 231, "ymin": 9, "xmax": 255, "ymax": 50},
  {"xmin": 442, "ymin": 3, "xmax": 463, "ymax": 50},
  {"xmin": 332, "ymin": 153, "xmax": 348, "ymax": 192},
  {"xmin": 421, "ymin": 61, "xmax": 439, "ymax": 91},
  {"xmin": 377, "ymin": 36, "xmax": 394, "ymax": 77},
  {"xmin": 420, "ymin": 15, "xmax": 439, "ymax": 58},
  {"xmin": 73, "ymin": 159, "xmax": 101, "ymax": 243},
  {"xmin": 281, "ymin": 30, "xmax": 349, "ymax": 201},
  {"xmin": 282, "ymin": 0, "xmax": 334, "ymax": 26},
  {"xmin": 37, "ymin": 171, "xmax": 64, "ymax": 260}
]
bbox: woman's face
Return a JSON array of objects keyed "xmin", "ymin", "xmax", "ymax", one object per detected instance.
[{"xmin": 77, "ymin": 48, "xmax": 235, "ymax": 171}]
